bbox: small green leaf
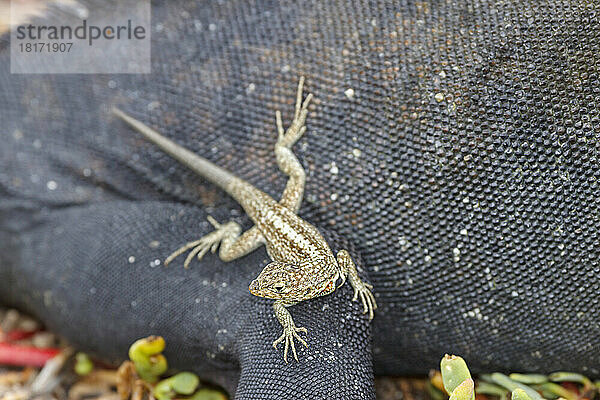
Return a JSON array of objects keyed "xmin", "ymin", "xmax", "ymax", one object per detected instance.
[
  {"xmin": 128, "ymin": 336, "xmax": 168, "ymax": 383},
  {"xmin": 154, "ymin": 379, "xmax": 175, "ymax": 400},
  {"xmin": 129, "ymin": 336, "xmax": 165, "ymax": 358},
  {"xmin": 509, "ymin": 373, "xmax": 548, "ymax": 385},
  {"xmin": 478, "ymin": 374, "xmax": 495, "ymax": 383},
  {"xmin": 74, "ymin": 352, "xmax": 93, "ymax": 376},
  {"xmin": 135, "ymin": 354, "xmax": 167, "ymax": 383},
  {"xmin": 537, "ymin": 382, "xmax": 578, "ymax": 400},
  {"xmin": 153, "ymin": 372, "xmax": 200, "ymax": 400},
  {"xmin": 449, "ymin": 378, "xmax": 474, "ymax": 400},
  {"xmin": 490, "ymin": 373, "xmax": 543, "ymax": 400},
  {"xmin": 548, "ymin": 372, "xmax": 592, "ymax": 389},
  {"xmin": 476, "ymin": 381, "xmax": 508, "ymax": 397},
  {"xmin": 187, "ymin": 388, "xmax": 228, "ymax": 400},
  {"xmin": 511, "ymin": 388, "xmax": 533, "ymax": 400},
  {"xmin": 440, "ymin": 354, "xmax": 472, "ymax": 394},
  {"xmin": 170, "ymin": 372, "xmax": 200, "ymax": 395}
]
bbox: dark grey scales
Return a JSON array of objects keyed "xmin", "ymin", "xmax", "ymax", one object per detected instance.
[{"xmin": 1, "ymin": 0, "xmax": 599, "ymax": 399}]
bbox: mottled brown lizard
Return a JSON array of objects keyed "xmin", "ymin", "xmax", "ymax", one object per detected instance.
[{"xmin": 112, "ymin": 77, "xmax": 376, "ymax": 362}]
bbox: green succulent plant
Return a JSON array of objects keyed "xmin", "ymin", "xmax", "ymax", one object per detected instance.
[
  {"xmin": 431, "ymin": 353, "xmax": 598, "ymax": 400},
  {"xmin": 74, "ymin": 352, "xmax": 93, "ymax": 376},
  {"xmin": 440, "ymin": 355, "xmax": 474, "ymax": 400},
  {"xmin": 128, "ymin": 336, "xmax": 168, "ymax": 383},
  {"xmin": 125, "ymin": 335, "xmax": 229, "ymax": 399},
  {"xmin": 154, "ymin": 372, "xmax": 200, "ymax": 400}
]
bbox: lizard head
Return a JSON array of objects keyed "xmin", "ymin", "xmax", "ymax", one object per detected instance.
[{"xmin": 249, "ymin": 261, "xmax": 309, "ymax": 300}]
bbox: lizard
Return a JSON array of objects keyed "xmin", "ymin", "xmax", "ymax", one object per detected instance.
[{"xmin": 111, "ymin": 77, "xmax": 377, "ymax": 363}]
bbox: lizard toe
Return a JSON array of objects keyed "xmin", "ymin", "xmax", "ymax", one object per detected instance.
[{"xmin": 273, "ymin": 325, "xmax": 308, "ymax": 362}]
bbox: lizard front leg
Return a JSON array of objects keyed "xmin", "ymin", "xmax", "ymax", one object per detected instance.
[
  {"xmin": 337, "ymin": 249, "xmax": 377, "ymax": 320},
  {"xmin": 275, "ymin": 76, "xmax": 312, "ymax": 213},
  {"xmin": 165, "ymin": 218, "xmax": 264, "ymax": 268},
  {"xmin": 272, "ymin": 300, "xmax": 308, "ymax": 362}
]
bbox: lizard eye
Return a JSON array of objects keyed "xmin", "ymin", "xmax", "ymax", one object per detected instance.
[{"xmin": 273, "ymin": 284, "xmax": 285, "ymax": 292}]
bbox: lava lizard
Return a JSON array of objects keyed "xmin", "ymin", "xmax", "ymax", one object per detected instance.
[{"xmin": 112, "ymin": 77, "xmax": 377, "ymax": 362}]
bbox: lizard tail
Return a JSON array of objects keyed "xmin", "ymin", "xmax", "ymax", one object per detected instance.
[{"xmin": 112, "ymin": 107, "xmax": 235, "ymax": 191}]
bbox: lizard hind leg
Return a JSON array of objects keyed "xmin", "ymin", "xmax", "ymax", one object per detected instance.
[
  {"xmin": 276, "ymin": 76, "xmax": 313, "ymax": 149},
  {"xmin": 274, "ymin": 77, "xmax": 313, "ymax": 212}
]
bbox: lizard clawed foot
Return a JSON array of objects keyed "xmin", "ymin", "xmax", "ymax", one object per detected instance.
[
  {"xmin": 337, "ymin": 249, "xmax": 378, "ymax": 321},
  {"xmin": 272, "ymin": 323, "xmax": 308, "ymax": 363},
  {"xmin": 275, "ymin": 76, "xmax": 313, "ymax": 149},
  {"xmin": 352, "ymin": 282, "xmax": 377, "ymax": 321},
  {"xmin": 164, "ymin": 216, "xmax": 241, "ymax": 268}
]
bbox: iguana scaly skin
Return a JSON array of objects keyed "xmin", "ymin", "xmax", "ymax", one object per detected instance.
[{"xmin": 112, "ymin": 77, "xmax": 376, "ymax": 362}]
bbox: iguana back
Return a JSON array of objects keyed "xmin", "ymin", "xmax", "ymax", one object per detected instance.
[{"xmin": 1, "ymin": 0, "xmax": 599, "ymax": 398}]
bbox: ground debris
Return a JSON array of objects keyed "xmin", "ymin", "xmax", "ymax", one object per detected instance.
[{"xmin": 0, "ymin": 309, "xmax": 229, "ymax": 400}]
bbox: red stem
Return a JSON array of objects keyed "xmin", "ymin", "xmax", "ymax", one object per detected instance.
[
  {"xmin": 0, "ymin": 343, "xmax": 60, "ymax": 367},
  {"xmin": 1, "ymin": 330, "xmax": 37, "ymax": 342}
]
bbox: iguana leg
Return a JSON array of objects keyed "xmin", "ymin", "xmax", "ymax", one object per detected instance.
[
  {"xmin": 272, "ymin": 300, "xmax": 308, "ymax": 362},
  {"xmin": 165, "ymin": 217, "xmax": 264, "ymax": 267},
  {"xmin": 336, "ymin": 250, "xmax": 377, "ymax": 320},
  {"xmin": 275, "ymin": 77, "xmax": 312, "ymax": 213}
]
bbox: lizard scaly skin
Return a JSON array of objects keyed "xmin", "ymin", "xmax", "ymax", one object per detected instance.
[{"xmin": 112, "ymin": 77, "xmax": 377, "ymax": 362}]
